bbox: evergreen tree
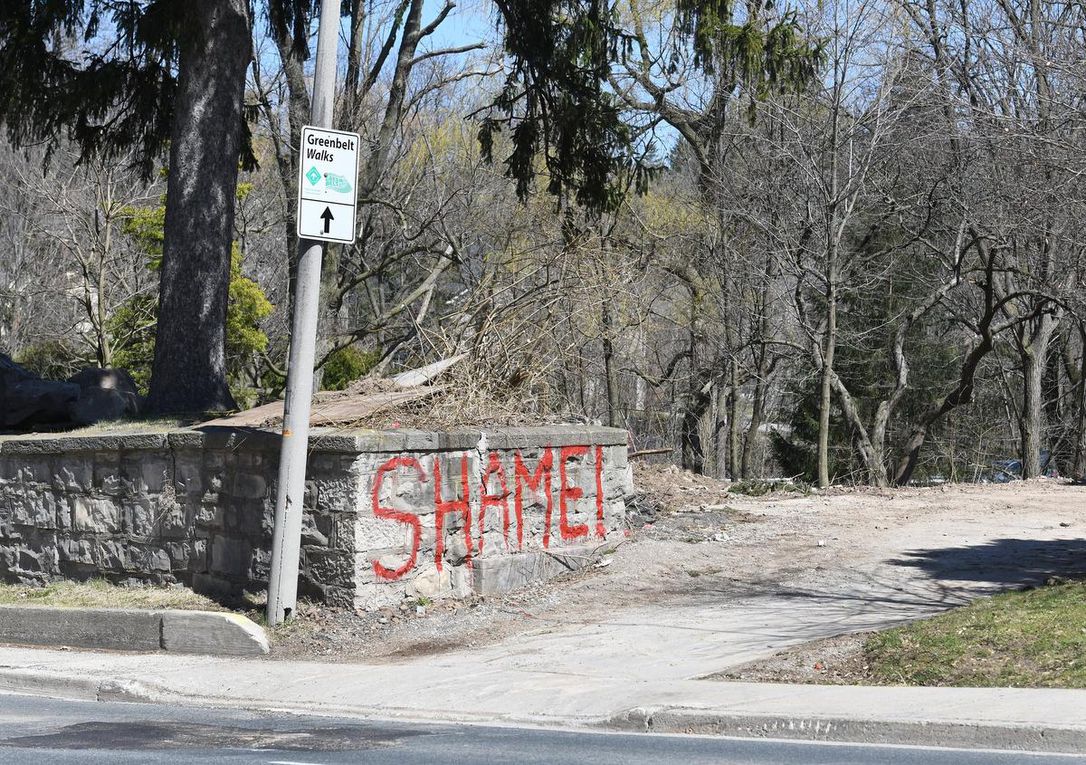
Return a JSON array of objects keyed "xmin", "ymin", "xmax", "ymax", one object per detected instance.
[{"xmin": 0, "ymin": 0, "xmax": 262, "ymax": 414}]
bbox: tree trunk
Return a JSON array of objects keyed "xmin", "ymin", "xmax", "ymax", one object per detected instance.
[
  {"xmin": 680, "ymin": 386, "xmax": 711, "ymax": 474},
  {"xmin": 146, "ymin": 0, "xmax": 251, "ymax": 414},
  {"xmin": 742, "ymin": 365, "xmax": 767, "ymax": 479},
  {"xmin": 1020, "ymin": 314, "xmax": 1056, "ymax": 478},
  {"xmin": 727, "ymin": 356, "xmax": 741, "ymax": 479},
  {"xmin": 602, "ymin": 298, "xmax": 621, "ymax": 428},
  {"xmin": 1073, "ymin": 325, "xmax": 1086, "ymax": 479},
  {"xmin": 817, "ymin": 280, "xmax": 837, "ymax": 487}
]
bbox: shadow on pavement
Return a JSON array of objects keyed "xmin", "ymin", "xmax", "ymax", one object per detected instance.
[{"xmin": 888, "ymin": 537, "xmax": 1086, "ymax": 588}]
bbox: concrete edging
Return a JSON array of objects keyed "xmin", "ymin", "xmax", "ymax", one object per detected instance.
[
  {"xmin": 0, "ymin": 605, "xmax": 269, "ymax": 656},
  {"xmin": 604, "ymin": 706, "xmax": 1086, "ymax": 754},
  {"xmin": 0, "ymin": 425, "xmax": 630, "ymax": 455}
]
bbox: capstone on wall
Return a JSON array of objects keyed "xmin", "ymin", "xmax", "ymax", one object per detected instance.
[{"xmin": 0, "ymin": 427, "xmax": 630, "ymax": 608}]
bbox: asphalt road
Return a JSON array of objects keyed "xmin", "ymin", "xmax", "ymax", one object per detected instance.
[{"xmin": 0, "ymin": 693, "xmax": 1083, "ymax": 765}]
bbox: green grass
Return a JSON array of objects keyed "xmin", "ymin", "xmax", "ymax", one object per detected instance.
[
  {"xmin": 865, "ymin": 582, "xmax": 1086, "ymax": 688},
  {"xmin": 0, "ymin": 580, "xmax": 226, "ymax": 611}
]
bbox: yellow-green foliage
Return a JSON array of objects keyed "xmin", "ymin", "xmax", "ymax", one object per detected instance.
[
  {"xmin": 109, "ymin": 186, "xmax": 272, "ymax": 397},
  {"xmin": 227, "ymin": 243, "xmax": 273, "ymax": 361},
  {"xmin": 121, "ymin": 202, "xmax": 165, "ymax": 266},
  {"xmin": 321, "ymin": 345, "xmax": 380, "ymax": 391},
  {"xmin": 638, "ymin": 190, "xmax": 710, "ymax": 237},
  {"xmin": 864, "ymin": 582, "xmax": 1086, "ymax": 688}
]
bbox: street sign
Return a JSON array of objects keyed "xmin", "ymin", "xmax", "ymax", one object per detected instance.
[{"xmin": 296, "ymin": 125, "xmax": 360, "ymax": 244}]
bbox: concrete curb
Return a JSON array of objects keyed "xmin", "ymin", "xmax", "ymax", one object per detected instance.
[
  {"xmin": 0, "ymin": 605, "xmax": 269, "ymax": 656},
  {"xmin": 604, "ymin": 706, "xmax": 1086, "ymax": 754}
]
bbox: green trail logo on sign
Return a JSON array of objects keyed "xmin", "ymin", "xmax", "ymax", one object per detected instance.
[
  {"xmin": 297, "ymin": 125, "xmax": 360, "ymax": 244},
  {"xmin": 325, "ymin": 173, "xmax": 352, "ymax": 194}
]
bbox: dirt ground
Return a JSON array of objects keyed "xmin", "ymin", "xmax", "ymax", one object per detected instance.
[{"xmin": 270, "ymin": 465, "xmax": 1086, "ymax": 664}]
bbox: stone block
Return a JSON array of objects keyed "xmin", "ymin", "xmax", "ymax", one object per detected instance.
[
  {"xmin": 10, "ymin": 488, "xmax": 57, "ymax": 528},
  {"xmin": 331, "ymin": 513, "xmax": 355, "ymax": 550},
  {"xmin": 153, "ymin": 498, "xmax": 191, "ymax": 539},
  {"xmin": 123, "ymin": 455, "xmax": 169, "ymax": 494},
  {"xmin": 312, "ymin": 477, "xmax": 356, "ymax": 512},
  {"xmin": 94, "ymin": 456, "xmax": 124, "ymax": 496},
  {"xmin": 230, "ymin": 472, "xmax": 267, "ymax": 500},
  {"xmin": 301, "ymin": 512, "xmax": 331, "ymax": 547},
  {"xmin": 0, "ymin": 605, "xmax": 162, "ymax": 652},
  {"xmin": 237, "ymin": 451, "xmax": 263, "ymax": 468},
  {"xmin": 355, "ymin": 515, "xmax": 414, "ymax": 551},
  {"xmin": 125, "ymin": 498, "xmax": 156, "ymax": 538},
  {"xmin": 58, "ymin": 539, "xmax": 95, "ymax": 564},
  {"xmin": 173, "ymin": 453, "xmax": 204, "ymax": 496},
  {"xmin": 203, "ymin": 451, "xmax": 226, "ymax": 471},
  {"xmin": 405, "ymin": 564, "xmax": 450, "ymax": 599},
  {"xmin": 353, "ymin": 580, "xmax": 408, "ymax": 611},
  {"xmin": 94, "ymin": 539, "xmax": 130, "ymax": 571},
  {"xmin": 52, "ymin": 457, "xmax": 94, "ymax": 493},
  {"xmin": 249, "ymin": 547, "xmax": 271, "ymax": 581},
  {"xmin": 18, "ymin": 548, "xmax": 43, "ymax": 572},
  {"xmin": 471, "ymin": 549, "xmax": 594, "ymax": 595},
  {"xmin": 71, "ymin": 496, "xmax": 122, "ymax": 533},
  {"xmin": 146, "ymin": 547, "xmax": 172, "ymax": 573},
  {"xmin": 224, "ymin": 502, "xmax": 271, "ymax": 538},
  {"xmin": 303, "ymin": 547, "xmax": 353, "ymax": 588},
  {"xmin": 210, "ymin": 536, "xmax": 250, "ymax": 579},
  {"xmin": 195, "ymin": 503, "xmax": 224, "ymax": 528},
  {"xmin": 15, "ymin": 459, "xmax": 51, "ymax": 485},
  {"xmin": 160, "ymin": 610, "xmax": 269, "ymax": 656},
  {"xmin": 0, "ymin": 545, "xmax": 16, "ymax": 572}
]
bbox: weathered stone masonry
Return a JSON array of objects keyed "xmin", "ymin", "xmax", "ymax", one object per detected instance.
[{"xmin": 0, "ymin": 427, "xmax": 629, "ymax": 608}]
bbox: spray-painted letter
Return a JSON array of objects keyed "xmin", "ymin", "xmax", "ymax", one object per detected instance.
[{"xmin": 371, "ymin": 456, "xmax": 424, "ymax": 581}]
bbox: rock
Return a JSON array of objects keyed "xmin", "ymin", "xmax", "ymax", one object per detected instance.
[
  {"xmin": 0, "ymin": 353, "xmax": 80, "ymax": 428},
  {"xmin": 406, "ymin": 565, "xmax": 451, "ymax": 599},
  {"xmin": 67, "ymin": 368, "xmax": 142, "ymax": 425}
]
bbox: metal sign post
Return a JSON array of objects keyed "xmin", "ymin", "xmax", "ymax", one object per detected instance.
[{"xmin": 267, "ymin": 0, "xmax": 348, "ymax": 627}]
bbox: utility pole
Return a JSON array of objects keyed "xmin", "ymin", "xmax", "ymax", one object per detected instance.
[{"xmin": 267, "ymin": 0, "xmax": 341, "ymax": 627}]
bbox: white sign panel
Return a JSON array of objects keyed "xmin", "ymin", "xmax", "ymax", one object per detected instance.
[{"xmin": 296, "ymin": 125, "xmax": 360, "ymax": 244}]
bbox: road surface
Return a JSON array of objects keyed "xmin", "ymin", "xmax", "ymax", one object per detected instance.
[{"xmin": 0, "ymin": 693, "xmax": 1081, "ymax": 764}]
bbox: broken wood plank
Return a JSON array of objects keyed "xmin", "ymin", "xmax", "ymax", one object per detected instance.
[{"xmin": 199, "ymin": 386, "xmax": 441, "ymax": 429}]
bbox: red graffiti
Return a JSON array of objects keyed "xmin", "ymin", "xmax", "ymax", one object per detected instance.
[
  {"xmin": 479, "ymin": 451, "xmax": 511, "ymax": 554},
  {"xmin": 371, "ymin": 456, "xmax": 424, "ymax": 581},
  {"xmin": 370, "ymin": 445, "xmax": 609, "ymax": 581},
  {"xmin": 558, "ymin": 446, "xmax": 590, "ymax": 541},
  {"xmin": 434, "ymin": 453, "xmax": 473, "ymax": 572},
  {"xmin": 515, "ymin": 448, "xmax": 553, "ymax": 549},
  {"xmin": 595, "ymin": 444, "xmax": 606, "ymax": 538}
]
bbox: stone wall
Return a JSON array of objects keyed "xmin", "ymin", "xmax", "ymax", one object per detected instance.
[{"xmin": 0, "ymin": 426, "xmax": 629, "ymax": 609}]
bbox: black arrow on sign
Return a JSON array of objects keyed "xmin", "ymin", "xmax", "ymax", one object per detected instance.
[{"xmin": 320, "ymin": 207, "xmax": 334, "ymax": 234}]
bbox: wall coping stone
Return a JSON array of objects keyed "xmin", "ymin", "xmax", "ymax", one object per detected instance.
[{"xmin": 0, "ymin": 425, "xmax": 628, "ymax": 455}]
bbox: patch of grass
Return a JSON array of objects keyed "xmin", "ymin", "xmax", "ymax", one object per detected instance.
[
  {"xmin": 0, "ymin": 580, "xmax": 226, "ymax": 611},
  {"xmin": 864, "ymin": 582, "xmax": 1086, "ymax": 688}
]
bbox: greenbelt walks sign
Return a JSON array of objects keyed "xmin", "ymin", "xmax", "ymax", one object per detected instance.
[{"xmin": 296, "ymin": 125, "xmax": 361, "ymax": 244}]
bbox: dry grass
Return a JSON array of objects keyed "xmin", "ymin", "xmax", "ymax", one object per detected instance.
[{"xmin": 0, "ymin": 580, "xmax": 226, "ymax": 611}]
